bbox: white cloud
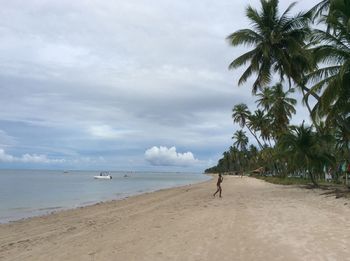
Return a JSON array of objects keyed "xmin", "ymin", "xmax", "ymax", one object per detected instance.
[
  {"xmin": 145, "ymin": 146, "xmax": 198, "ymax": 167},
  {"xmin": 87, "ymin": 125, "xmax": 124, "ymax": 139},
  {"xmin": 0, "ymin": 149, "xmax": 15, "ymax": 162},
  {"xmin": 0, "ymin": 148, "xmax": 65, "ymax": 164}
]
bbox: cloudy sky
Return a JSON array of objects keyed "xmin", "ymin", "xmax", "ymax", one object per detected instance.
[{"xmin": 0, "ymin": 0, "xmax": 319, "ymax": 171}]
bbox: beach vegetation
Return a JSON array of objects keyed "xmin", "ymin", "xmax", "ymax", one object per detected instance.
[{"xmin": 205, "ymin": 0, "xmax": 350, "ymax": 188}]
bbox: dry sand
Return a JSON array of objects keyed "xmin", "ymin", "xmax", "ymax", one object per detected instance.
[{"xmin": 1, "ymin": 176, "xmax": 350, "ymax": 261}]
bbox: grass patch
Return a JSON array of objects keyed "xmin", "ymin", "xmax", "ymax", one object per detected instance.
[
  {"xmin": 253, "ymin": 176, "xmax": 311, "ymax": 185},
  {"xmin": 253, "ymin": 175, "xmax": 350, "ymax": 199}
]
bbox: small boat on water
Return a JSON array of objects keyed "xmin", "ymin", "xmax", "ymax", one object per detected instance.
[{"xmin": 94, "ymin": 172, "xmax": 112, "ymax": 180}]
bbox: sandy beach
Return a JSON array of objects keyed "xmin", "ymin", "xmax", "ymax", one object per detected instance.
[{"xmin": 1, "ymin": 176, "xmax": 350, "ymax": 261}]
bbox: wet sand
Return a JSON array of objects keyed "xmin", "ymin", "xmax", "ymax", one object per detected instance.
[{"xmin": 1, "ymin": 176, "xmax": 350, "ymax": 261}]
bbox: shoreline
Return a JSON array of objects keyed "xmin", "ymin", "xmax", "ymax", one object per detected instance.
[
  {"xmin": 0, "ymin": 171, "xmax": 211, "ymax": 224},
  {"xmin": 1, "ymin": 176, "xmax": 350, "ymax": 260},
  {"xmin": 1, "ymin": 175, "xmax": 213, "ymax": 225}
]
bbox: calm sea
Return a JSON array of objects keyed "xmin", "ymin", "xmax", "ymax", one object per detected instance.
[{"xmin": 0, "ymin": 169, "xmax": 210, "ymax": 223}]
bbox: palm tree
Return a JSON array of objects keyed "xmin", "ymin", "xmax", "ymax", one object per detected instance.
[
  {"xmin": 232, "ymin": 130, "xmax": 249, "ymax": 151},
  {"xmin": 334, "ymin": 116, "xmax": 350, "ymax": 160},
  {"xmin": 255, "ymin": 83, "xmax": 297, "ymax": 139},
  {"xmin": 232, "ymin": 103, "xmax": 264, "ymax": 149},
  {"xmin": 306, "ymin": 1, "xmax": 350, "ymax": 130},
  {"xmin": 222, "ymin": 151, "xmax": 231, "ymax": 171},
  {"xmin": 256, "ymin": 87, "xmax": 274, "ymax": 112},
  {"xmin": 232, "ymin": 103, "xmax": 251, "ymax": 128},
  {"xmin": 268, "ymin": 83, "xmax": 297, "ymax": 138},
  {"xmin": 227, "ymin": 0, "xmax": 312, "ymax": 93},
  {"xmin": 278, "ymin": 124, "xmax": 334, "ymax": 186},
  {"xmin": 248, "ymin": 144, "xmax": 259, "ymax": 170},
  {"xmin": 248, "ymin": 109, "xmax": 272, "ymax": 146},
  {"xmin": 229, "ymin": 146, "xmax": 240, "ymax": 171}
]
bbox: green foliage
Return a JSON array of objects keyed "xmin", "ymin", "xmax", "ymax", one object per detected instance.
[
  {"xmin": 277, "ymin": 124, "xmax": 335, "ymax": 185},
  {"xmin": 227, "ymin": 0, "xmax": 312, "ymax": 93},
  {"xmin": 208, "ymin": 0, "xmax": 350, "ymax": 187},
  {"xmin": 254, "ymin": 176, "xmax": 311, "ymax": 185},
  {"xmin": 306, "ymin": 0, "xmax": 350, "ymax": 131},
  {"xmin": 232, "ymin": 130, "xmax": 249, "ymax": 151}
]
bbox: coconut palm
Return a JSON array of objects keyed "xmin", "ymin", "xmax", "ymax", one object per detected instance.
[
  {"xmin": 306, "ymin": 1, "xmax": 350, "ymax": 129},
  {"xmin": 232, "ymin": 130, "xmax": 249, "ymax": 151},
  {"xmin": 229, "ymin": 146, "xmax": 240, "ymax": 171},
  {"xmin": 278, "ymin": 124, "xmax": 334, "ymax": 186},
  {"xmin": 256, "ymin": 87, "xmax": 274, "ymax": 112},
  {"xmin": 248, "ymin": 109, "xmax": 272, "ymax": 146},
  {"xmin": 230, "ymin": 145, "xmax": 249, "ymax": 172},
  {"xmin": 248, "ymin": 144, "xmax": 259, "ymax": 170},
  {"xmin": 227, "ymin": 0, "xmax": 312, "ymax": 93},
  {"xmin": 222, "ymin": 151, "xmax": 231, "ymax": 171},
  {"xmin": 255, "ymin": 83, "xmax": 297, "ymax": 139},
  {"xmin": 268, "ymin": 83, "xmax": 297, "ymax": 138},
  {"xmin": 232, "ymin": 103, "xmax": 251, "ymax": 128},
  {"xmin": 334, "ymin": 116, "xmax": 350, "ymax": 159},
  {"xmin": 232, "ymin": 103, "xmax": 264, "ymax": 149}
]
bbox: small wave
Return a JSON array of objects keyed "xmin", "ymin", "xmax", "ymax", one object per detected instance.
[
  {"xmin": 79, "ymin": 201, "xmax": 98, "ymax": 206},
  {"xmin": 37, "ymin": 206, "xmax": 63, "ymax": 211},
  {"xmin": 9, "ymin": 207, "xmax": 32, "ymax": 211}
]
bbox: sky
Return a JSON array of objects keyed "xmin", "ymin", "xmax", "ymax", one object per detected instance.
[{"xmin": 0, "ymin": 0, "xmax": 320, "ymax": 172}]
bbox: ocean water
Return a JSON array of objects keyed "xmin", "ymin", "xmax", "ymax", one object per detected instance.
[{"xmin": 0, "ymin": 170, "xmax": 211, "ymax": 223}]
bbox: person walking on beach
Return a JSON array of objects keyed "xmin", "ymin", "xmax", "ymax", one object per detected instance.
[{"xmin": 213, "ymin": 173, "xmax": 223, "ymax": 197}]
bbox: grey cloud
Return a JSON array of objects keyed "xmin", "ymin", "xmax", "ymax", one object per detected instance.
[{"xmin": 0, "ymin": 0, "xmax": 320, "ymax": 170}]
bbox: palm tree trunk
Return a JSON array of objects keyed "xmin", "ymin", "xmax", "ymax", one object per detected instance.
[
  {"xmin": 301, "ymin": 87, "xmax": 320, "ymax": 130},
  {"xmin": 300, "ymin": 84, "xmax": 320, "ymax": 101},
  {"xmin": 246, "ymin": 126, "xmax": 264, "ymax": 150},
  {"xmin": 309, "ymin": 170, "xmax": 318, "ymax": 187}
]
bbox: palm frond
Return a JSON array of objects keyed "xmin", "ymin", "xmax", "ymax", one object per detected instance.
[
  {"xmin": 246, "ymin": 6, "xmax": 262, "ymax": 28},
  {"xmin": 229, "ymin": 49, "xmax": 258, "ymax": 69},
  {"xmin": 311, "ymin": 29, "xmax": 349, "ymax": 50},
  {"xmin": 307, "ymin": 0, "xmax": 330, "ymax": 22},
  {"xmin": 238, "ymin": 65, "xmax": 254, "ymax": 86},
  {"xmin": 226, "ymin": 29, "xmax": 263, "ymax": 47},
  {"xmin": 306, "ymin": 65, "xmax": 340, "ymax": 84},
  {"xmin": 279, "ymin": 2, "xmax": 297, "ymax": 25}
]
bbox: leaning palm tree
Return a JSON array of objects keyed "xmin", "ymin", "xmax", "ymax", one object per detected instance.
[
  {"xmin": 232, "ymin": 103, "xmax": 264, "ymax": 149},
  {"xmin": 248, "ymin": 109, "xmax": 272, "ymax": 146},
  {"xmin": 227, "ymin": 0, "xmax": 312, "ymax": 93}
]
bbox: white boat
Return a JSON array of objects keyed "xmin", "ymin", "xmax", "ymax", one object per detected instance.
[
  {"xmin": 94, "ymin": 172, "xmax": 112, "ymax": 179},
  {"xmin": 94, "ymin": 175, "xmax": 112, "ymax": 179}
]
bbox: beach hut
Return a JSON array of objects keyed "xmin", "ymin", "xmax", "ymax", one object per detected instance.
[{"xmin": 252, "ymin": 167, "xmax": 265, "ymax": 175}]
